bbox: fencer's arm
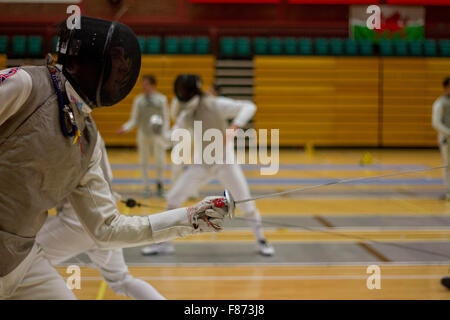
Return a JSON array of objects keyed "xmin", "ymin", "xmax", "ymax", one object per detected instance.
[
  {"xmin": 215, "ymin": 96, "xmax": 256, "ymax": 127},
  {"xmin": 120, "ymin": 96, "xmax": 140, "ymax": 132},
  {"xmin": 432, "ymin": 99, "xmax": 450, "ymax": 136},
  {"xmin": 68, "ymin": 137, "xmax": 227, "ymax": 248},
  {"xmin": 0, "ymin": 68, "xmax": 32, "ymax": 126}
]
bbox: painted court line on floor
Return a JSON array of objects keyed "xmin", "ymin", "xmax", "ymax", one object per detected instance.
[
  {"xmin": 68, "ymin": 275, "xmax": 445, "ymax": 281},
  {"xmin": 110, "ymin": 164, "xmax": 429, "ymax": 171},
  {"xmin": 112, "ymin": 178, "xmax": 444, "ymax": 186}
]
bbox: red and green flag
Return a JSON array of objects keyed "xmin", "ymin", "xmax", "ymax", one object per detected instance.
[{"xmin": 350, "ymin": 5, "xmax": 425, "ymax": 42}]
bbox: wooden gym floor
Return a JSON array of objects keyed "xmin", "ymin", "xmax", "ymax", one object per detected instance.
[{"xmin": 53, "ymin": 148, "xmax": 450, "ymax": 300}]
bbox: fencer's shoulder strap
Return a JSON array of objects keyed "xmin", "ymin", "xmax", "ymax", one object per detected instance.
[{"xmin": 0, "ymin": 66, "xmax": 55, "ymax": 141}]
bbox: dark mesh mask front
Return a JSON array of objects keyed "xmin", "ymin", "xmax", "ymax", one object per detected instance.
[{"xmin": 58, "ymin": 16, "xmax": 141, "ymax": 108}]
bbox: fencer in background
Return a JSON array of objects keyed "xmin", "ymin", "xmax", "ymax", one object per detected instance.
[
  {"xmin": 0, "ymin": 17, "xmax": 228, "ymax": 300},
  {"xmin": 169, "ymin": 81, "xmax": 221, "ymax": 199},
  {"xmin": 36, "ymin": 136, "xmax": 165, "ymax": 300},
  {"xmin": 118, "ymin": 75, "xmax": 169, "ymax": 197},
  {"xmin": 141, "ymin": 74, "xmax": 274, "ymax": 257},
  {"xmin": 432, "ymin": 77, "xmax": 450, "ymax": 200}
]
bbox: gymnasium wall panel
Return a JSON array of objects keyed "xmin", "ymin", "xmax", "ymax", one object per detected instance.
[
  {"xmin": 254, "ymin": 56, "xmax": 380, "ymax": 147},
  {"xmin": 0, "ymin": 55, "xmax": 6, "ymax": 70},
  {"xmin": 381, "ymin": 58, "xmax": 450, "ymax": 147}
]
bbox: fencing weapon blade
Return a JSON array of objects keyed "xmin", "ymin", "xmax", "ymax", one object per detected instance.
[{"xmin": 223, "ymin": 165, "xmax": 449, "ymax": 217}]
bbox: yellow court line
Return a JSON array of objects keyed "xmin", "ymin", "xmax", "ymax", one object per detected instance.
[
  {"xmin": 57, "ymin": 264, "xmax": 450, "ymax": 278},
  {"xmin": 96, "ymin": 280, "xmax": 107, "ymax": 300},
  {"xmin": 175, "ymin": 229, "xmax": 450, "ymax": 243}
]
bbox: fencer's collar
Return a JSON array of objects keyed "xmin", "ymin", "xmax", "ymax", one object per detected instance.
[{"xmin": 65, "ymin": 81, "xmax": 93, "ymax": 114}]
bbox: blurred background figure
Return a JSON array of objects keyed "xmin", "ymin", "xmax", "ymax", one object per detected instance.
[
  {"xmin": 432, "ymin": 77, "xmax": 450, "ymax": 200},
  {"xmin": 141, "ymin": 74, "xmax": 274, "ymax": 257},
  {"xmin": 118, "ymin": 75, "xmax": 169, "ymax": 197}
]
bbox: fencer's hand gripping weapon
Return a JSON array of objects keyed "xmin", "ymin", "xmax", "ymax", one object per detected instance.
[
  {"xmin": 223, "ymin": 189, "xmax": 235, "ymax": 218},
  {"xmin": 222, "ymin": 165, "xmax": 449, "ymax": 218}
]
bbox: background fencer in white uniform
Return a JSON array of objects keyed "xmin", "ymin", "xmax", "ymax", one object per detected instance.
[
  {"xmin": 141, "ymin": 75, "xmax": 274, "ymax": 257},
  {"xmin": 118, "ymin": 75, "xmax": 169, "ymax": 197},
  {"xmin": 169, "ymin": 82, "xmax": 223, "ymax": 199},
  {"xmin": 36, "ymin": 136, "xmax": 165, "ymax": 300},
  {"xmin": 432, "ymin": 77, "xmax": 450, "ymax": 200}
]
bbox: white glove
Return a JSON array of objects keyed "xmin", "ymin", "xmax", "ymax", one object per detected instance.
[
  {"xmin": 148, "ymin": 196, "xmax": 228, "ymax": 243},
  {"xmin": 188, "ymin": 196, "xmax": 228, "ymax": 233}
]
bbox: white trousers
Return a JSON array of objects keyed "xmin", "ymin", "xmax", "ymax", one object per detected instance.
[
  {"xmin": 439, "ymin": 135, "xmax": 450, "ymax": 194},
  {"xmin": 0, "ymin": 243, "xmax": 76, "ymax": 300},
  {"xmin": 166, "ymin": 164, "xmax": 264, "ymax": 240},
  {"xmin": 138, "ymin": 130, "xmax": 166, "ymax": 187}
]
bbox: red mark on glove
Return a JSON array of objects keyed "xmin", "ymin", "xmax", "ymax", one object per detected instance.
[{"xmin": 214, "ymin": 198, "xmax": 226, "ymax": 208}]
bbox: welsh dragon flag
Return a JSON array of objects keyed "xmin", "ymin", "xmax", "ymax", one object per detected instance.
[{"xmin": 350, "ymin": 5, "xmax": 425, "ymax": 42}]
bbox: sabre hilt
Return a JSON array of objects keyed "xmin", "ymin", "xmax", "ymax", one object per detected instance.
[
  {"xmin": 121, "ymin": 198, "xmax": 149, "ymax": 208},
  {"xmin": 223, "ymin": 189, "xmax": 235, "ymax": 218}
]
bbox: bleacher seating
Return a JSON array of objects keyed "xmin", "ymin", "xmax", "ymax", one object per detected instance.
[
  {"xmin": 12, "ymin": 35, "xmax": 26, "ymax": 57},
  {"xmin": 394, "ymin": 40, "xmax": 408, "ymax": 56},
  {"xmin": 359, "ymin": 39, "xmax": 373, "ymax": 56},
  {"xmin": 409, "ymin": 40, "xmax": 423, "ymax": 57},
  {"xmin": 0, "ymin": 36, "xmax": 8, "ymax": 54},
  {"xmin": 220, "ymin": 37, "xmax": 235, "ymax": 57},
  {"xmin": 424, "ymin": 39, "xmax": 437, "ymax": 57},
  {"xmin": 299, "ymin": 38, "xmax": 313, "ymax": 55},
  {"xmin": 440, "ymin": 39, "xmax": 450, "ymax": 57},
  {"xmin": 147, "ymin": 36, "xmax": 162, "ymax": 54},
  {"xmin": 236, "ymin": 37, "xmax": 251, "ymax": 57},
  {"xmin": 330, "ymin": 38, "xmax": 344, "ymax": 56},
  {"xmin": 28, "ymin": 36, "xmax": 42, "ymax": 57},
  {"xmin": 380, "ymin": 39, "xmax": 394, "ymax": 56},
  {"xmin": 195, "ymin": 37, "xmax": 210, "ymax": 54},
  {"xmin": 284, "ymin": 38, "xmax": 297, "ymax": 55},
  {"xmin": 180, "ymin": 36, "xmax": 195, "ymax": 54},
  {"xmin": 254, "ymin": 37, "xmax": 268, "ymax": 55},
  {"xmin": 314, "ymin": 38, "xmax": 329, "ymax": 56},
  {"xmin": 140, "ymin": 36, "xmax": 208, "ymax": 55},
  {"xmin": 268, "ymin": 37, "xmax": 282, "ymax": 55},
  {"xmin": 344, "ymin": 39, "xmax": 358, "ymax": 56}
]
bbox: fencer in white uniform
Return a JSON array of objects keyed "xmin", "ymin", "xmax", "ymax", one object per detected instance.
[
  {"xmin": 36, "ymin": 137, "xmax": 165, "ymax": 300},
  {"xmin": 118, "ymin": 75, "xmax": 169, "ymax": 197},
  {"xmin": 141, "ymin": 75, "xmax": 274, "ymax": 256},
  {"xmin": 432, "ymin": 77, "xmax": 450, "ymax": 200},
  {"xmin": 0, "ymin": 17, "xmax": 229, "ymax": 300}
]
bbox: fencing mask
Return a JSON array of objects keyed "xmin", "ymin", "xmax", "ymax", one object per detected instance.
[
  {"xmin": 174, "ymin": 74, "xmax": 202, "ymax": 102},
  {"xmin": 56, "ymin": 16, "xmax": 141, "ymax": 109}
]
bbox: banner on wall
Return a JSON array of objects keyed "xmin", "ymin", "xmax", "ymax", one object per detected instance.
[{"xmin": 350, "ymin": 5, "xmax": 425, "ymax": 42}]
